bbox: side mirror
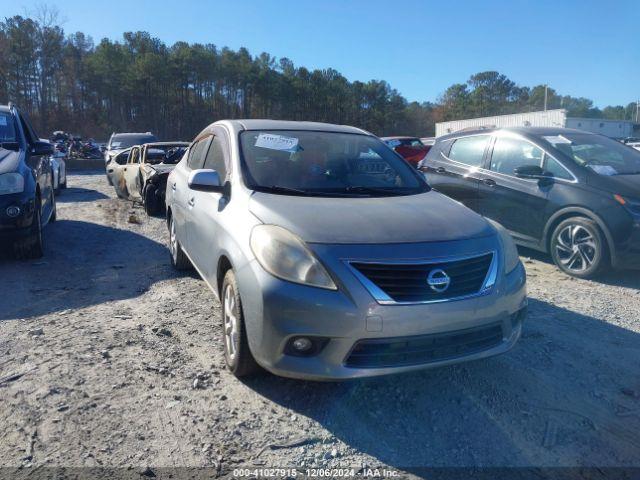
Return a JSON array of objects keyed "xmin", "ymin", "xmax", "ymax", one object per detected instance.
[
  {"xmin": 514, "ymin": 165, "xmax": 545, "ymax": 179},
  {"xmin": 32, "ymin": 141, "xmax": 54, "ymax": 157},
  {"xmin": 188, "ymin": 169, "xmax": 223, "ymax": 192}
]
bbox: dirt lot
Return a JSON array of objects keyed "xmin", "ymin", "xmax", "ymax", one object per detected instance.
[{"xmin": 1, "ymin": 172, "xmax": 639, "ymax": 478}]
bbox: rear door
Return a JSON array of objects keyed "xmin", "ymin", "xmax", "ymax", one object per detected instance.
[
  {"xmin": 478, "ymin": 134, "xmax": 549, "ymax": 244},
  {"xmin": 107, "ymin": 150, "xmax": 130, "ymax": 198},
  {"xmin": 421, "ymin": 134, "xmax": 490, "ymax": 211}
]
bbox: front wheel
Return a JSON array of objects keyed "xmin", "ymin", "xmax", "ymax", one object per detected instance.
[
  {"xmin": 221, "ymin": 270, "xmax": 260, "ymax": 377},
  {"xmin": 14, "ymin": 202, "xmax": 44, "ymax": 260},
  {"xmin": 143, "ymin": 184, "xmax": 159, "ymax": 216},
  {"xmin": 550, "ymin": 217, "xmax": 608, "ymax": 279}
]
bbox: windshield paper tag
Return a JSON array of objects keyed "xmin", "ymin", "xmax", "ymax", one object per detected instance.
[
  {"xmin": 255, "ymin": 133, "xmax": 299, "ymax": 152},
  {"xmin": 543, "ymin": 135, "xmax": 572, "ymax": 144},
  {"xmin": 387, "ymin": 139, "xmax": 401, "ymax": 148},
  {"xmin": 588, "ymin": 165, "xmax": 617, "ymax": 176},
  {"xmin": 0, "ymin": 116, "xmax": 7, "ymax": 126}
]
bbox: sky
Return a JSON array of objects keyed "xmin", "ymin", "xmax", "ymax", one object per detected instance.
[{"xmin": 1, "ymin": 0, "xmax": 639, "ymax": 108}]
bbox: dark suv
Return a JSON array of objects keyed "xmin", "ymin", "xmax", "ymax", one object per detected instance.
[
  {"xmin": 0, "ymin": 104, "xmax": 56, "ymax": 259},
  {"xmin": 419, "ymin": 127, "xmax": 640, "ymax": 278}
]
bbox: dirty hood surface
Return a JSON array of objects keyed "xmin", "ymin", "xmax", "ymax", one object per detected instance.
[
  {"xmin": 0, "ymin": 148, "xmax": 20, "ymax": 175},
  {"xmin": 249, "ymin": 191, "xmax": 494, "ymax": 244}
]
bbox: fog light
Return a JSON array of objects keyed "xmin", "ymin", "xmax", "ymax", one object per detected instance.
[
  {"xmin": 292, "ymin": 337, "xmax": 313, "ymax": 352},
  {"xmin": 6, "ymin": 206, "xmax": 20, "ymax": 218},
  {"xmin": 284, "ymin": 336, "xmax": 329, "ymax": 357}
]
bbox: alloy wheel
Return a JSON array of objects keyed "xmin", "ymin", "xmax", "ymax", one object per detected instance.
[
  {"xmin": 555, "ymin": 224, "xmax": 597, "ymax": 273},
  {"xmin": 223, "ymin": 284, "xmax": 239, "ymax": 362},
  {"xmin": 169, "ymin": 217, "xmax": 178, "ymax": 262}
]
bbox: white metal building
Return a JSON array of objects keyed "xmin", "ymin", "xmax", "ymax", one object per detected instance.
[{"xmin": 435, "ymin": 109, "xmax": 637, "ymax": 138}]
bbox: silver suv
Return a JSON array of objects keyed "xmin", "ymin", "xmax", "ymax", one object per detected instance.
[{"xmin": 165, "ymin": 120, "xmax": 527, "ymax": 380}]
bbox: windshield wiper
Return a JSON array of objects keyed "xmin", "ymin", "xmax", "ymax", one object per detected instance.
[
  {"xmin": 255, "ymin": 185, "xmax": 354, "ymax": 197},
  {"xmin": 0, "ymin": 141, "xmax": 20, "ymax": 152},
  {"xmin": 344, "ymin": 185, "xmax": 411, "ymax": 196}
]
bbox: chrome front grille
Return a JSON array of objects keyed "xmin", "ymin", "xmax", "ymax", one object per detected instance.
[{"xmin": 348, "ymin": 252, "xmax": 496, "ymax": 304}]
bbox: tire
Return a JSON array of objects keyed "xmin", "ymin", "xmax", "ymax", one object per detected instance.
[
  {"xmin": 168, "ymin": 214, "xmax": 191, "ymax": 270},
  {"xmin": 143, "ymin": 185, "xmax": 159, "ymax": 216},
  {"xmin": 49, "ymin": 188, "xmax": 57, "ymax": 223},
  {"xmin": 550, "ymin": 217, "xmax": 608, "ymax": 279},
  {"xmin": 14, "ymin": 201, "xmax": 44, "ymax": 260},
  {"xmin": 221, "ymin": 269, "xmax": 260, "ymax": 377}
]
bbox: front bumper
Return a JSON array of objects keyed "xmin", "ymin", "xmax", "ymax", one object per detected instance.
[{"xmin": 236, "ymin": 238, "xmax": 527, "ymax": 380}]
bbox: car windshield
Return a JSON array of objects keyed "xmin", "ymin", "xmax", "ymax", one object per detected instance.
[
  {"xmin": 0, "ymin": 112, "xmax": 17, "ymax": 143},
  {"xmin": 145, "ymin": 145, "xmax": 187, "ymax": 164},
  {"xmin": 543, "ymin": 133, "xmax": 640, "ymax": 175},
  {"xmin": 239, "ymin": 130, "xmax": 429, "ymax": 197},
  {"xmin": 110, "ymin": 134, "xmax": 157, "ymax": 149}
]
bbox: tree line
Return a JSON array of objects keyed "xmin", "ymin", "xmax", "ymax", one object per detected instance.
[{"xmin": 0, "ymin": 13, "xmax": 636, "ymax": 141}]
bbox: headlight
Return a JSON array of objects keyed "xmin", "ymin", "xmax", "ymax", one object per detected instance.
[
  {"xmin": 250, "ymin": 224, "xmax": 337, "ymax": 290},
  {"xmin": 487, "ymin": 219, "xmax": 520, "ymax": 274},
  {"xmin": 0, "ymin": 173, "xmax": 25, "ymax": 195}
]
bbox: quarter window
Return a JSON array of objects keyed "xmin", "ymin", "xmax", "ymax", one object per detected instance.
[
  {"xmin": 490, "ymin": 137, "xmax": 544, "ymax": 176},
  {"xmin": 448, "ymin": 135, "xmax": 490, "ymax": 167},
  {"xmin": 203, "ymin": 136, "xmax": 227, "ymax": 180}
]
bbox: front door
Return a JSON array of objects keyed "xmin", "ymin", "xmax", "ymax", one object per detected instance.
[
  {"xmin": 124, "ymin": 146, "xmax": 142, "ymax": 201},
  {"xmin": 478, "ymin": 134, "xmax": 550, "ymax": 244},
  {"xmin": 188, "ymin": 127, "xmax": 231, "ymax": 285},
  {"xmin": 421, "ymin": 134, "xmax": 490, "ymax": 211}
]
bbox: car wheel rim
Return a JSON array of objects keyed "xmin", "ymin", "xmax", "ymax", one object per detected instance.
[
  {"xmin": 555, "ymin": 225, "xmax": 596, "ymax": 272},
  {"xmin": 169, "ymin": 218, "xmax": 178, "ymax": 261},
  {"xmin": 223, "ymin": 284, "xmax": 238, "ymax": 362}
]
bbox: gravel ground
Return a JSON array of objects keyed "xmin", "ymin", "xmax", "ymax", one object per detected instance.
[{"xmin": 0, "ymin": 172, "xmax": 639, "ymax": 478}]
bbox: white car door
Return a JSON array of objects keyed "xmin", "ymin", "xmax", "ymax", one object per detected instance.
[{"xmin": 124, "ymin": 146, "xmax": 142, "ymax": 201}]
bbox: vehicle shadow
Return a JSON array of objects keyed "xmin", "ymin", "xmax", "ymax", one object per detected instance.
[
  {"xmin": 518, "ymin": 246, "xmax": 640, "ymax": 289},
  {"xmin": 0, "ymin": 219, "xmax": 173, "ymax": 321},
  {"xmin": 244, "ymin": 298, "xmax": 640, "ymax": 471},
  {"xmin": 56, "ymin": 187, "xmax": 110, "ymax": 203}
]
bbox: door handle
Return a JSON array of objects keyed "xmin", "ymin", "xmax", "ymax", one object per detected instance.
[
  {"xmin": 188, "ymin": 197, "xmax": 195, "ymax": 207},
  {"xmin": 482, "ymin": 178, "xmax": 496, "ymax": 186},
  {"xmin": 171, "ymin": 183, "xmax": 177, "ymax": 191},
  {"xmin": 123, "ymin": 167, "xmax": 127, "ymax": 171},
  {"xmin": 436, "ymin": 166, "xmax": 447, "ymax": 173},
  {"xmin": 107, "ymin": 169, "xmax": 114, "ymax": 173}
]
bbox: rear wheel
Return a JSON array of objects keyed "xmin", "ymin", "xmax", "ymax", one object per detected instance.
[
  {"xmin": 221, "ymin": 269, "xmax": 260, "ymax": 377},
  {"xmin": 143, "ymin": 184, "xmax": 159, "ymax": 216},
  {"xmin": 550, "ymin": 217, "xmax": 607, "ymax": 279},
  {"xmin": 168, "ymin": 214, "xmax": 191, "ymax": 270}
]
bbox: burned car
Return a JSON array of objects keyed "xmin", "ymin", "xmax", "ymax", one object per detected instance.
[{"xmin": 107, "ymin": 142, "xmax": 188, "ymax": 214}]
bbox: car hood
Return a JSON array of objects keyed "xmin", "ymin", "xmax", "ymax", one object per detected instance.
[
  {"xmin": 587, "ymin": 172, "xmax": 640, "ymax": 199},
  {"xmin": 249, "ymin": 191, "xmax": 494, "ymax": 244},
  {"xmin": 0, "ymin": 148, "xmax": 20, "ymax": 174}
]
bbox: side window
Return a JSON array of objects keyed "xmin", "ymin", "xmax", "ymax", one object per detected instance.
[
  {"xmin": 203, "ymin": 136, "xmax": 228, "ymax": 180},
  {"xmin": 187, "ymin": 136, "xmax": 210, "ymax": 170},
  {"xmin": 544, "ymin": 155, "xmax": 574, "ymax": 181},
  {"xmin": 448, "ymin": 135, "xmax": 490, "ymax": 167},
  {"xmin": 490, "ymin": 137, "xmax": 544, "ymax": 176}
]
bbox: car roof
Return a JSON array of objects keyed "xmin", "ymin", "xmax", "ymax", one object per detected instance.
[
  {"xmin": 142, "ymin": 142, "xmax": 189, "ymax": 147},
  {"xmin": 380, "ymin": 136, "xmax": 419, "ymax": 140},
  {"xmin": 212, "ymin": 119, "xmax": 371, "ymax": 136},
  {"xmin": 438, "ymin": 126, "xmax": 594, "ymax": 142},
  {"xmin": 111, "ymin": 132, "xmax": 155, "ymax": 137}
]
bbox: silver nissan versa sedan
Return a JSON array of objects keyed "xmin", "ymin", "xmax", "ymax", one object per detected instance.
[{"xmin": 165, "ymin": 120, "xmax": 527, "ymax": 380}]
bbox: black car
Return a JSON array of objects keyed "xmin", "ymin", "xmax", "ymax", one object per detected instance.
[
  {"xmin": 0, "ymin": 104, "xmax": 56, "ymax": 259},
  {"xmin": 419, "ymin": 127, "xmax": 640, "ymax": 278}
]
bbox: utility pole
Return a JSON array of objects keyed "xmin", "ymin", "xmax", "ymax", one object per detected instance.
[
  {"xmin": 636, "ymin": 99, "xmax": 639, "ymax": 123},
  {"xmin": 544, "ymin": 85, "xmax": 548, "ymax": 111}
]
